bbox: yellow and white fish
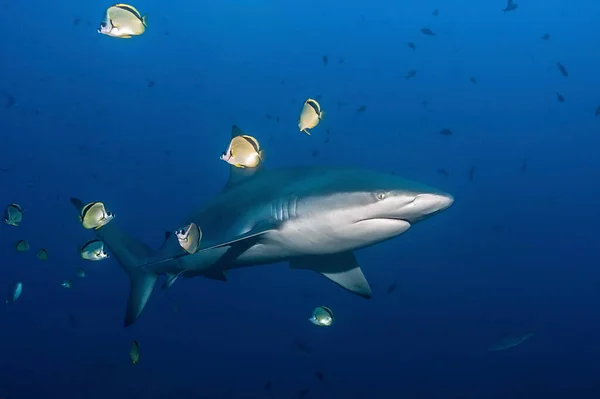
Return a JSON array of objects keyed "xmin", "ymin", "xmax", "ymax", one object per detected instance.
[
  {"xmin": 4, "ymin": 203, "xmax": 23, "ymax": 226},
  {"xmin": 309, "ymin": 306, "xmax": 334, "ymax": 327},
  {"xmin": 298, "ymin": 98, "xmax": 324, "ymax": 135},
  {"xmin": 175, "ymin": 222, "xmax": 202, "ymax": 254},
  {"xmin": 80, "ymin": 239, "xmax": 110, "ymax": 261},
  {"xmin": 220, "ymin": 135, "xmax": 264, "ymax": 168},
  {"xmin": 79, "ymin": 202, "xmax": 114, "ymax": 230},
  {"xmin": 98, "ymin": 4, "xmax": 147, "ymax": 38}
]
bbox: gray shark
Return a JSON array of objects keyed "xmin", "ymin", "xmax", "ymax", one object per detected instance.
[{"xmin": 71, "ymin": 126, "xmax": 454, "ymax": 327}]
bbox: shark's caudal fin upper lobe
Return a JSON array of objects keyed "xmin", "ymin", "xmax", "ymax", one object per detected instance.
[{"xmin": 70, "ymin": 197, "xmax": 160, "ymax": 327}]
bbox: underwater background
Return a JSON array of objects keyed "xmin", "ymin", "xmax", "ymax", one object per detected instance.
[{"xmin": 2, "ymin": 0, "xmax": 600, "ymax": 397}]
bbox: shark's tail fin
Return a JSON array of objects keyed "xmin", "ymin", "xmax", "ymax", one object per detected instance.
[{"xmin": 70, "ymin": 197, "xmax": 159, "ymax": 327}]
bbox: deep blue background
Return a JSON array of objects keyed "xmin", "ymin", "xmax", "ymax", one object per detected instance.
[{"xmin": 1, "ymin": 0, "xmax": 600, "ymax": 397}]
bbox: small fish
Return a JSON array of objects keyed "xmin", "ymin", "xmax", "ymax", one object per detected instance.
[
  {"xmin": 220, "ymin": 135, "xmax": 263, "ymax": 168},
  {"xmin": 175, "ymin": 222, "xmax": 202, "ymax": 254},
  {"xmin": 6, "ymin": 282, "xmax": 23, "ymax": 303},
  {"xmin": 595, "ymin": 106, "xmax": 600, "ymax": 117},
  {"xmin": 130, "ymin": 340, "xmax": 140, "ymax": 364},
  {"xmin": 80, "ymin": 239, "xmax": 110, "ymax": 261},
  {"xmin": 407, "ymin": 42, "xmax": 416, "ymax": 51},
  {"xmin": 468, "ymin": 165, "xmax": 476, "ymax": 182},
  {"xmin": 298, "ymin": 99, "xmax": 324, "ymax": 135},
  {"xmin": 432, "ymin": 9, "xmax": 439, "ymax": 16},
  {"xmin": 541, "ymin": 33, "xmax": 550, "ymax": 40},
  {"xmin": 556, "ymin": 62, "xmax": 568, "ymax": 77},
  {"xmin": 420, "ymin": 27, "xmax": 436, "ymax": 36},
  {"xmin": 298, "ymin": 388, "xmax": 309, "ymax": 399},
  {"xmin": 470, "ymin": 76, "xmax": 477, "ymax": 84},
  {"xmin": 36, "ymin": 248, "xmax": 49, "ymax": 261},
  {"xmin": 405, "ymin": 70, "xmax": 416, "ymax": 79},
  {"xmin": 322, "ymin": 55, "xmax": 328, "ymax": 66},
  {"xmin": 439, "ymin": 128, "xmax": 453, "ymax": 136},
  {"xmin": 489, "ymin": 333, "xmax": 533, "ymax": 351},
  {"xmin": 437, "ymin": 168, "xmax": 449, "ymax": 177},
  {"xmin": 61, "ymin": 280, "xmax": 73, "ymax": 289},
  {"xmin": 315, "ymin": 371, "xmax": 325, "ymax": 381},
  {"xmin": 79, "ymin": 202, "xmax": 115, "ymax": 230},
  {"xmin": 521, "ymin": 159, "xmax": 528, "ymax": 173},
  {"xmin": 98, "ymin": 4, "xmax": 147, "ymax": 38},
  {"xmin": 264, "ymin": 381, "xmax": 272, "ymax": 391},
  {"xmin": 15, "ymin": 240, "xmax": 29, "ymax": 252},
  {"xmin": 309, "ymin": 306, "xmax": 334, "ymax": 327},
  {"xmin": 76, "ymin": 268, "xmax": 87, "ymax": 278},
  {"xmin": 386, "ymin": 283, "xmax": 397, "ymax": 295},
  {"xmin": 4, "ymin": 203, "xmax": 23, "ymax": 226},
  {"xmin": 556, "ymin": 92, "xmax": 565, "ymax": 102},
  {"xmin": 503, "ymin": 0, "xmax": 518, "ymax": 12},
  {"xmin": 356, "ymin": 105, "xmax": 367, "ymax": 112},
  {"xmin": 146, "ymin": 79, "xmax": 155, "ymax": 88}
]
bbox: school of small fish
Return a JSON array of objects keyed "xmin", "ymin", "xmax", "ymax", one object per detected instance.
[{"xmin": 1, "ymin": 3, "xmax": 545, "ymax": 377}]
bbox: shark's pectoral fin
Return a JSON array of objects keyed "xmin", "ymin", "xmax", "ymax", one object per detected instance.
[
  {"xmin": 203, "ymin": 269, "xmax": 229, "ymax": 282},
  {"xmin": 222, "ymin": 125, "xmax": 264, "ymax": 191},
  {"xmin": 289, "ymin": 252, "xmax": 372, "ymax": 299},
  {"xmin": 198, "ymin": 221, "xmax": 278, "ymax": 252}
]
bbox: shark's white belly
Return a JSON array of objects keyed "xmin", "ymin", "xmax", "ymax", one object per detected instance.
[{"xmin": 236, "ymin": 216, "xmax": 412, "ymax": 264}]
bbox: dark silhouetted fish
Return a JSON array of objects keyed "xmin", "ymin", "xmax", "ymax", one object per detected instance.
[
  {"xmin": 264, "ymin": 381, "xmax": 272, "ymax": 390},
  {"xmin": 73, "ymin": 17, "xmax": 81, "ymax": 25},
  {"xmin": 146, "ymin": 79, "xmax": 155, "ymax": 88},
  {"xmin": 322, "ymin": 55, "xmax": 328, "ymax": 66},
  {"xmin": 470, "ymin": 76, "xmax": 477, "ymax": 84},
  {"xmin": 406, "ymin": 70, "xmax": 416, "ymax": 79},
  {"xmin": 421, "ymin": 27, "xmax": 436, "ymax": 36},
  {"xmin": 386, "ymin": 283, "xmax": 397, "ymax": 295},
  {"xmin": 315, "ymin": 371, "xmax": 325, "ymax": 382},
  {"xmin": 299, "ymin": 388, "xmax": 309, "ymax": 398},
  {"xmin": 503, "ymin": 0, "xmax": 518, "ymax": 12},
  {"xmin": 521, "ymin": 158, "xmax": 527, "ymax": 173},
  {"xmin": 556, "ymin": 62, "xmax": 568, "ymax": 77},
  {"xmin": 541, "ymin": 33, "xmax": 550, "ymax": 40},
  {"xmin": 407, "ymin": 42, "xmax": 416, "ymax": 51},
  {"xmin": 439, "ymin": 128, "xmax": 453, "ymax": 136},
  {"xmin": 356, "ymin": 105, "xmax": 367, "ymax": 113},
  {"xmin": 468, "ymin": 166, "xmax": 476, "ymax": 181},
  {"xmin": 311, "ymin": 149, "xmax": 319, "ymax": 157},
  {"xmin": 556, "ymin": 92, "xmax": 565, "ymax": 102},
  {"xmin": 0, "ymin": 90, "xmax": 15, "ymax": 109},
  {"xmin": 432, "ymin": 9, "xmax": 439, "ymax": 16},
  {"xmin": 437, "ymin": 168, "xmax": 449, "ymax": 177}
]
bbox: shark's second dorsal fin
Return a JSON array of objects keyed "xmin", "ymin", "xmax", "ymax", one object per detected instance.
[{"xmin": 223, "ymin": 125, "xmax": 264, "ymax": 191}]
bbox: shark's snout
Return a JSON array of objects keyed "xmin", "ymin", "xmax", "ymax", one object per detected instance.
[{"xmin": 413, "ymin": 192, "xmax": 454, "ymax": 216}]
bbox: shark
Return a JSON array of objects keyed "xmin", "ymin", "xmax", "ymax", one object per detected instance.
[{"xmin": 71, "ymin": 126, "xmax": 454, "ymax": 327}]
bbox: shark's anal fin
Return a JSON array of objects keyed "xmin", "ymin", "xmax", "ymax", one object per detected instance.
[
  {"xmin": 289, "ymin": 252, "xmax": 372, "ymax": 299},
  {"xmin": 223, "ymin": 125, "xmax": 264, "ymax": 191},
  {"xmin": 198, "ymin": 221, "xmax": 278, "ymax": 253}
]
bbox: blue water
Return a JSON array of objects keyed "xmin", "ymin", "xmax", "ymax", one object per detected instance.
[{"xmin": 2, "ymin": 0, "xmax": 600, "ymax": 397}]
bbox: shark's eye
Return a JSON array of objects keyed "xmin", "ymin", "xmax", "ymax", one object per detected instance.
[{"xmin": 375, "ymin": 191, "xmax": 386, "ymax": 201}]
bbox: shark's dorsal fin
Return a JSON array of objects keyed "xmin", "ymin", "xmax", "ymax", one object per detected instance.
[
  {"xmin": 223, "ymin": 125, "xmax": 264, "ymax": 191},
  {"xmin": 289, "ymin": 252, "xmax": 372, "ymax": 299}
]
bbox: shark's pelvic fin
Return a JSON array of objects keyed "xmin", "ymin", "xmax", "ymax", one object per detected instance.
[
  {"xmin": 223, "ymin": 125, "xmax": 264, "ymax": 191},
  {"xmin": 162, "ymin": 272, "xmax": 182, "ymax": 290},
  {"xmin": 71, "ymin": 197, "xmax": 161, "ymax": 327},
  {"xmin": 289, "ymin": 252, "xmax": 373, "ymax": 299},
  {"xmin": 203, "ymin": 269, "xmax": 229, "ymax": 282}
]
